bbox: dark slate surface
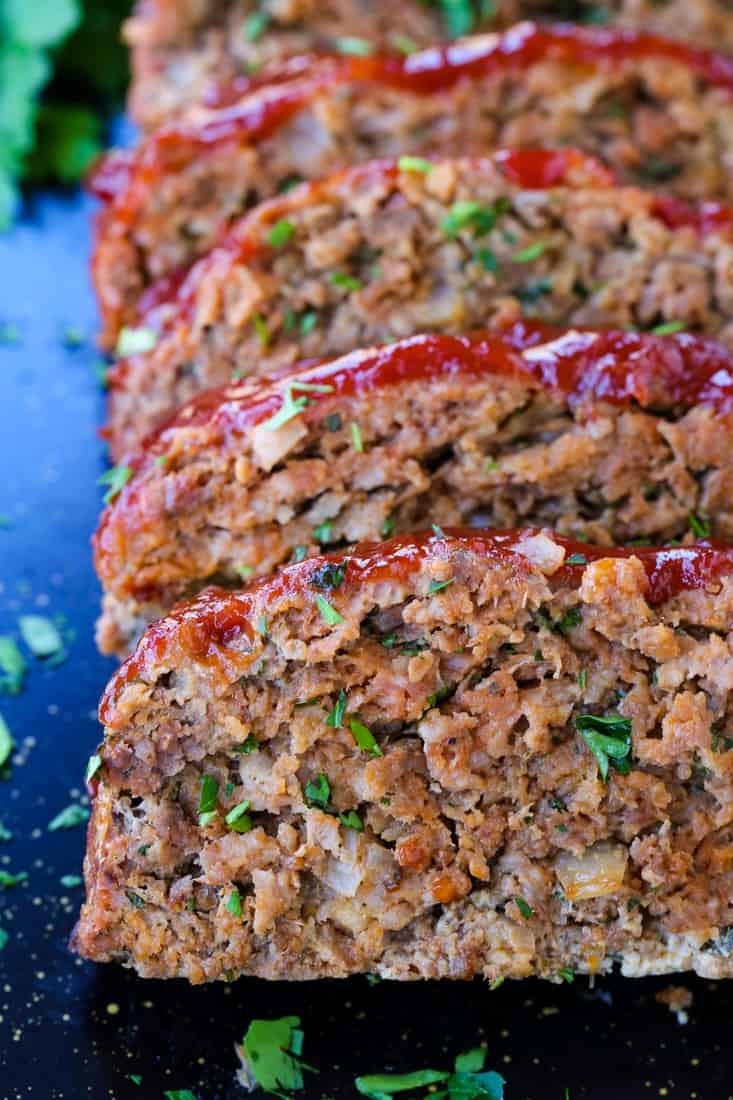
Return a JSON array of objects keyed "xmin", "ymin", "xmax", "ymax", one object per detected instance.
[{"xmin": 1, "ymin": 192, "xmax": 733, "ymax": 1100}]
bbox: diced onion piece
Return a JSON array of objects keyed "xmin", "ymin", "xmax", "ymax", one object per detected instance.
[
  {"xmin": 513, "ymin": 532, "xmax": 565, "ymax": 575},
  {"xmin": 555, "ymin": 842, "xmax": 627, "ymax": 901},
  {"xmin": 251, "ymin": 416, "xmax": 308, "ymax": 471}
]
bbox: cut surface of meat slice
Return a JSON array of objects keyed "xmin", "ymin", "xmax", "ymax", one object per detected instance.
[{"xmin": 74, "ymin": 530, "xmax": 733, "ymax": 984}]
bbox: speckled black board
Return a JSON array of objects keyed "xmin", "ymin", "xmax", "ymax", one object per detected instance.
[{"xmin": 2, "ymin": 193, "xmax": 733, "ymax": 1100}]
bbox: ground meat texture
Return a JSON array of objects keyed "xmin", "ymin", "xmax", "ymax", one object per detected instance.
[
  {"xmin": 93, "ymin": 23, "xmax": 733, "ymax": 345},
  {"xmin": 104, "ymin": 153, "xmax": 733, "ymax": 458},
  {"xmin": 95, "ymin": 324, "xmax": 733, "ymax": 657},
  {"xmin": 73, "ymin": 530, "xmax": 733, "ymax": 983},
  {"xmin": 125, "ymin": 2, "xmax": 733, "ymax": 131}
]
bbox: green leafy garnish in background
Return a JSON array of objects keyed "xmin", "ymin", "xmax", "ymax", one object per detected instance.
[{"xmin": 0, "ymin": 0, "xmax": 131, "ymax": 228}]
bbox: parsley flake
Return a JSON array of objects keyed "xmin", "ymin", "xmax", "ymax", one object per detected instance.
[
  {"xmin": 241, "ymin": 1016, "xmax": 312, "ymax": 1094},
  {"xmin": 0, "ymin": 870, "xmax": 27, "ymax": 888},
  {"xmin": 315, "ymin": 594, "xmax": 344, "ymax": 627},
  {"xmin": 515, "ymin": 896, "xmax": 533, "ymax": 920},
  {"xmin": 651, "ymin": 320, "xmax": 685, "ymax": 335},
  {"xmin": 330, "ymin": 272, "xmax": 362, "ymax": 292},
  {"xmin": 234, "ymin": 734, "xmax": 259, "ymax": 754},
  {"xmin": 0, "ymin": 637, "xmax": 26, "ymax": 694},
  {"xmin": 576, "ymin": 712, "xmax": 632, "ymax": 781},
  {"xmin": 98, "ymin": 465, "xmax": 133, "ymax": 504},
  {"xmin": 326, "ymin": 689, "xmax": 347, "ymax": 729},
  {"xmin": 85, "ymin": 753, "xmax": 102, "ymax": 784},
  {"xmin": 442, "ymin": 198, "xmax": 509, "ymax": 239},
  {"xmin": 349, "ymin": 718, "xmax": 382, "ymax": 757},
  {"xmin": 566, "ymin": 554, "xmax": 588, "ymax": 566},
  {"xmin": 267, "ymin": 219, "xmax": 295, "ymax": 248},
  {"xmin": 225, "ymin": 800, "xmax": 253, "ymax": 833},
  {"xmin": 227, "ymin": 887, "xmax": 242, "ymax": 917},
  {"xmin": 689, "ymin": 512, "xmax": 711, "ymax": 539},
  {"xmin": 350, "ymin": 421, "xmax": 364, "ymax": 452},
  {"xmin": 60, "ymin": 874, "xmax": 83, "ymax": 888},
  {"xmin": 198, "ymin": 774, "xmax": 219, "ymax": 828},
  {"xmin": 398, "ymin": 155, "xmax": 433, "ymax": 174},
  {"xmin": 48, "ymin": 803, "xmax": 89, "ymax": 831},
  {"xmin": 334, "ymin": 36, "xmax": 373, "ymax": 55},
  {"xmin": 304, "ymin": 773, "xmax": 331, "ymax": 810},
  {"xmin": 310, "ymin": 561, "xmax": 346, "ymax": 590},
  {"xmin": 339, "ymin": 810, "xmax": 363, "ymax": 831},
  {"xmin": 513, "ymin": 240, "xmax": 547, "ymax": 263},
  {"xmin": 19, "ymin": 615, "xmax": 65, "ymax": 660},
  {"xmin": 428, "ymin": 578, "xmax": 454, "ymax": 594}
]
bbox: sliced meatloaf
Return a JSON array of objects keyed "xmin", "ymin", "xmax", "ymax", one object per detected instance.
[
  {"xmin": 105, "ymin": 152, "xmax": 733, "ymax": 458},
  {"xmin": 74, "ymin": 530, "xmax": 733, "ymax": 983},
  {"xmin": 125, "ymin": 2, "xmax": 733, "ymax": 131},
  {"xmin": 93, "ymin": 22, "xmax": 733, "ymax": 344},
  {"xmin": 95, "ymin": 323, "xmax": 733, "ymax": 657}
]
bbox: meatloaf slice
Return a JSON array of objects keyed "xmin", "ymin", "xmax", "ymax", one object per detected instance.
[
  {"xmin": 92, "ymin": 22, "xmax": 733, "ymax": 344},
  {"xmin": 125, "ymin": 2, "xmax": 733, "ymax": 131},
  {"xmin": 95, "ymin": 323, "xmax": 733, "ymax": 657},
  {"xmin": 105, "ymin": 151, "xmax": 733, "ymax": 458},
  {"xmin": 74, "ymin": 530, "xmax": 733, "ymax": 983}
]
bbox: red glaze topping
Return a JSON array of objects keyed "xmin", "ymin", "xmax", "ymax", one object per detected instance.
[
  {"xmin": 99, "ymin": 528, "xmax": 733, "ymax": 727},
  {"xmin": 92, "ymin": 21, "xmax": 733, "ymax": 222}
]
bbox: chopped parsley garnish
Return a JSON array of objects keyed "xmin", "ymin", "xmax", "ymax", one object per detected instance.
[
  {"xmin": 350, "ymin": 421, "xmax": 364, "ymax": 452},
  {"xmin": 310, "ymin": 561, "xmax": 347, "ymax": 589},
  {"xmin": 576, "ymin": 712, "xmax": 632, "ymax": 781},
  {"xmin": 313, "ymin": 520, "xmax": 333, "ymax": 544},
  {"xmin": 442, "ymin": 198, "xmax": 509, "ymax": 239},
  {"xmin": 324, "ymin": 412, "xmax": 342, "ymax": 432},
  {"xmin": 689, "ymin": 512, "xmax": 711, "ymax": 538},
  {"xmin": 536, "ymin": 606, "xmax": 581, "ymax": 635},
  {"xmin": 349, "ymin": 718, "xmax": 383, "ymax": 757},
  {"xmin": 428, "ymin": 578, "xmax": 454, "ymax": 594},
  {"xmin": 98, "ymin": 465, "xmax": 133, "ymax": 504},
  {"xmin": 85, "ymin": 753, "xmax": 102, "ymax": 783},
  {"xmin": 651, "ymin": 320, "xmax": 685, "ymax": 335},
  {"xmin": 126, "ymin": 890, "xmax": 146, "ymax": 909},
  {"xmin": 60, "ymin": 874, "xmax": 83, "ymax": 888},
  {"xmin": 315, "ymin": 595, "xmax": 344, "ymax": 627},
  {"xmin": 226, "ymin": 801, "xmax": 253, "ymax": 833},
  {"xmin": 356, "ymin": 1070, "xmax": 449, "ymax": 1097},
  {"xmin": 432, "ymin": 524, "xmax": 446, "ymax": 539},
  {"xmin": 334, "ymin": 36, "xmax": 373, "ymax": 55},
  {"xmin": 129, "ymin": 1075, "xmax": 142, "ymax": 1086},
  {"xmin": 226, "ymin": 887, "xmax": 242, "ymax": 917},
  {"xmin": 198, "ymin": 774, "xmax": 219, "ymax": 828},
  {"xmin": 262, "ymin": 380, "xmax": 334, "ymax": 431},
  {"xmin": 0, "ymin": 927, "xmax": 7, "ymax": 951},
  {"xmin": 330, "ymin": 272, "xmax": 363, "ymax": 292},
  {"xmin": 0, "ymin": 870, "xmax": 27, "ymax": 888},
  {"xmin": 578, "ymin": 670, "xmax": 587, "ymax": 690},
  {"xmin": 636, "ymin": 157, "xmax": 682, "ymax": 183},
  {"xmin": 514, "ymin": 896, "xmax": 533, "ymax": 920},
  {"xmin": 513, "ymin": 240, "xmax": 547, "ymax": 263},
  {"xmin": 474, "ymin": 247, "xmax": 498, "ymax": 272},
  {"xmin": 235, "ymin": 564, "xmax": 254, "ymax": 580},
  {"xmin": 291, "ymin": 545, "xmax": 309, "ymax": 563},
  {"xmin": 380, "ymin": 517, "xmax": 396, "ymax": 537},
  {"xmin": 566, "ymin": 554, "xmax": 588, "ymax": 566},
  {"xmin": 0, "ymin": 637, "xmax": 26, "ymax": 694},
  {"xmin": 115, "ymin": 326, "xmax": 157, "ymax": 357},
  {"xmin": 241, "ymin": 1016, "xmax": 312, "ymax": 1094},
  {"xmin": 154, "ymin": 454, "xmax": 169, "ymax": 468},
  {"xmin": 558, "ymin": 966, "xmax": 575, "ymax": 983},
  {"xmin": 305, "ymin": 773, "xmax": 331, "ymax": 810},
  {"xmin": 339, "ymin": 810, "xmax": 364, "ymax": 831},
  {"xmin": 48, "ymin": 803, "xmax": 89, "ymax": 831},
  {"xmin": 299, "ymin": 310, "xmax": 318, "ymax": 336},
  {"xmin": 0, "ymin": 820, "xmax": 12, "ymax": 842},
  {"xmin": 551, "ymin": 796, "xmax": 568, "ymax": 813},
  {"xmin": 267, "ymin": 219, "xmax": 295, "ymax": 248},
  {"xmin": 518, "ymin": 277, "xmax": 553, "ymax": 308},
  {"xmin": 398, "ymin": 155, "xmax": 433, "ymax": 174},
  {"xmin": 19, "ymin": 614, "xmax": 65, "ymax": 660},
  {"xmin": 326, "ymin": 689, "xmax": 347, "ymax": 728},
  {"xmin": 252, "ymin": 314, "xmax": 270, "ymax": 348},
  {"xmin": 244, "ymin": 10, "xmax": 270, "ymax": 40},
  {"xmin": 256, "ymin": 615, "xmax": 268, "ymax": 638},
  {"xmin": 357, "ymin": 1045, "xmax": 504, "ymax": 1099},
  {"xmin": 234, "ymin": 734, "xmax": 259, "ymax": 754}
]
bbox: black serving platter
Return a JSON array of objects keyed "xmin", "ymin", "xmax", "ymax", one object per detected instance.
[{"xmin": 2, "ymin": 191, "xmax": 733, "ymax": 1100}]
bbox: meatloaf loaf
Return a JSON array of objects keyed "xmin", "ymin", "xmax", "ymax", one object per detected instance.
[
  {"xmin": 105, "ymin": 151, "xmax": 733, "ymax": 458},
  {"xmin": 92, "ymin": 22, "xmax": 733, "ymax": 344},
  {"xmin": 125, "ymin": 1, "xmax": 733, "ymax": 131},
  {"xmin": 74, "ymin": 530, "xmax": 733, "ymax": 983},
  {"xmin": 95, "ymin": 323, "xmax": 733, "ymax": 658}
]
